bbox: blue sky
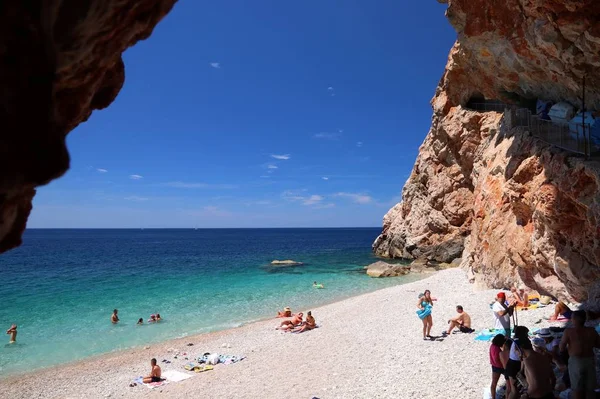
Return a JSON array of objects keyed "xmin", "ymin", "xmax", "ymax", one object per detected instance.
[{"xmin": 29, "ymin": 0, "xmax": 456, "ymax": 228}]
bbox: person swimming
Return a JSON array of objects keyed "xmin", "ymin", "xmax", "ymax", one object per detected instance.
[
  {"xmin": 111, "ymin": 309, "xmax": 119, "ymax": 324},
  {"xmin": 313, "ymin": 281, "xmax": 324, "ymax": 289},
  {"xmin": 156, "ymin": 313, "xmax": 162, "ymax": 322},
  {"xmin": 6, "ymin": 324, "xmax": 17, "ymax": 343},
  {"xmin": 148, "ymin": 314, "xmax": 157, "ymax": 323},
  {"xmin": 137, "ymin": 318, "xmax": 144, "ymax": 325}
]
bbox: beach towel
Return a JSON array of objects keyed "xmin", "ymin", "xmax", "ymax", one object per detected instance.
[
  {"xmin": 516, "ymin": 303, "xmax": 539, "ymax": 311},
  {"xmin": 162, "ymin": 369, "xmax": 194, "ymax": 382},
  {"xmin": 134, "ymin": 376, "xmax": 169, "ymax": 389},
  {"xmin": 218, "ymin": 354, "xmax": 246, "ymax": 365},
  {"xmin": 475, "ymin": 329, "xmax": 507, "ymax": 342}
]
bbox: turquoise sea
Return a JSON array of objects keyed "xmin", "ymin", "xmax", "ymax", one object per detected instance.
[{"xmin": 0, "ymin": 228, "xmax": 417, "ymax": 377}]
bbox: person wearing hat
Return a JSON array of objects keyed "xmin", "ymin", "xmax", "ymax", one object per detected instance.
[
  {"xmin": 492, "ymin": 292, "xmax": 516, "ymax": 337},
  {"xmin": 536, "ymin": 328, "xmax": 562, "ymax": 366},
  {"xmin": 277, "ymin": 307, "xmax": 292, "ymax": 318}
]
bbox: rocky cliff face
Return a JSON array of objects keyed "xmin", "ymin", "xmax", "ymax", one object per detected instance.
[
  {"xmin": 0, "ymin": 0, "xmax": 177, "ymax": 253},
  {"xmin": 375, "ymin": 0, "xmax": 600, "ymax": 307}
]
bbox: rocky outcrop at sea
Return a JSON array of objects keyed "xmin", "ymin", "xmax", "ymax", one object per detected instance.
[
  {"xmin": 374, "ymin": 0, "xmax": 600, "ymax": 308},
  {"xmin": 365, "ymin": 261, "xmax": 410, "ymax": 278}
]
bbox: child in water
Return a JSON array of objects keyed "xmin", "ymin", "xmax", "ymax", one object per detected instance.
[{"xmin": 137, "ymin": 318, "xmax": 144, "ymax": 325}]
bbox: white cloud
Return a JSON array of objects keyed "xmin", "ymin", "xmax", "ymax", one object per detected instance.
[
  {"xmin": 281, "ymin": 190, "xmax": 325, "ymax": 206},
  {"xmin": 267, "ymin": 164, "xmax": 278, "ymax": 169},
  {"xmin": 327, "ymin": 87, "xmax": 334, "ymax": 91},
  {"xmin": 313, "ymin": 132, "xmax": 341, "ymax": 140},
  {"xmin": 124, "ymin": 196, "xmax": 149, "ymax": 201},
  {"xmin": 356, "ymin": 141, "xmax": 363, "ymax": 147},
  {"xmin": 271, "ymin": 154, "xmax": 291, "ymax": 160},
  {"xmin": 260, "ymin": 175, "xmax": 271, "ymax": 178},
  {"xmin": 96, "ymin": 168, "xmax": 108, "ymax": 173},
  {"xmin": 129, "ymin": 174, "xmax": 143, "ymax": 180},
  {"xmin": 322, "ymin": 177, "xmax": 329, "ymax": 180},
  {"xmin": 334, "ymin": 192, "xmax": 373, "ymax": 204},
  {"xmin": 303, "ymin": 195, "xmax": 323, "ymax": 205},
  {"xmin": 166, "ymin": 181, "xmax": 238, "ymax": 189},
  {"xmin": 210, "ymin": 62, "xmax": 221, "ymax": 69}
]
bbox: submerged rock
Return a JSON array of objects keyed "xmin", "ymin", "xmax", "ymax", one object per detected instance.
[
  {"xmin": 366, "ymin": 261, "xmax": 410, "ymax": 278},
  {"xmin": 270, "ymin": 260, "xmax": 304, "ymax": 266}
]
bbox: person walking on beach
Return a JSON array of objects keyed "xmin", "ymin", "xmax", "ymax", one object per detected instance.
[
  {"xmin": 6, "ymin": 324, "xmax": 17, "ymax": 343},
  {"xmin": 521, "ymin": 338, "xmax": 556, "ymax": 399},
  {"xmin": 111, "ymin": 309, "xmax": 119, "ymax": 324},
  {"xmin": 559, "ymin": 310, "xmax": 600, "ymax": 399},
  {"xmin": 442, "ymin": 305, "xmax": 472, "ymax": 336},
  {"xmin": 489, "ymin": 334, "xmax": 507, "ymax": 399},
  {"xmin": 416, "ymin": 290, "xmax": 433, "ymax": 340},
  {"xmin": 143, "ymin": 358, "xmax": 162, "ymax": 383},
  {"xmin": 492, "ymin": 292, "xmax": 515, "ymax": 337}
]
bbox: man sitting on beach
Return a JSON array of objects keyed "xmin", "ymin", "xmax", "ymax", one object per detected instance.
[
  {"xmin": 142, "ymin": 358, "xmax": 162, "ymax": 383},
  {"xmin": 6, "ymin": 324, "xmax": 17, "ymax": 343},
  {"xmin": 559, "ymin": 310, "xmax": 600, "ymax": 399},
  {"xmin": 293, "ymin": 311, "xmax": 316, "ymax": 333},
  {"xmin": 442, "ymin": 305, "xmax": 473, "ymax": 336},
  {"xmin": 521, "ymin": 338, "xmax": 556, "ymax": 399},
  {"xmin": 111, "ymin": 309, "xmax": 119, "ymax": 324},
  {"xmin": 277, "ymin": 312, "xmax": 303, "ymax": 331}
]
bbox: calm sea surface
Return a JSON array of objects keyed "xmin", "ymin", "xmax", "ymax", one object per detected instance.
[{"xmin": 0, "ymin": 228, "xmax": 417, "ymax": 377}]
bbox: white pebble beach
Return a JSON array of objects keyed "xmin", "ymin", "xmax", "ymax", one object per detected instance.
[{"xmin": 0, "ymin": 268, "xmax": 561, "ymax": 399}]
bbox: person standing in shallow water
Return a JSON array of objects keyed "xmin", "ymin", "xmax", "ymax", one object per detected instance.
[
  {"xmin": 416, "ymin": 290, "xmax": 433, "ymax": 340},
  {"xmin": 6, "ymin": 324, "xmax": 17, "ymax": 343},
  {"xmin": 111, "ymin": 309, "xmax": 119, "ymax": 324}
]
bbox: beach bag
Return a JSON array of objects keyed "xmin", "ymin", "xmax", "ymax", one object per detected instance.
[
  {"xmin": 207, "ymin": 353, "xmax": 220, "ymax": 365},
  {"xmin": 540, "ymin": 295, "xmax": 551, "ymax": 305}
]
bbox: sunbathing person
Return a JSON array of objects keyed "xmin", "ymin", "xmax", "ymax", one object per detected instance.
[
  {"xmin": 277, "ymin": 312, "xmax": 303, "ymax": 330},
  {"xmin": 277, "ymin": 307, "xmax": 292, "ymax": 318},
  {"xmin": 293, "ymin": 311, "xmax": 316, "ymax": 333},
  {"xmin": 442, "ymin": 305, "xmax": 473, "ymax": 336},
  {"xmin": 6, "ymin": 324, "xmax": 17, "ymax": 343},
  {"xmin": 142, "ymin": 358, "xmax": 162, "ymax": 383},
  {"xmin": 551, "ymin": 301, "xmax": 573, "ymax": 321},
  {"xmin": 518, "ymin": 288, "xmax": 529, "ymax": 307}
]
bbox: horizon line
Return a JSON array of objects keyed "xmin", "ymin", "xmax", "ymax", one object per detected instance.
[{"xmin": 25, "ymin": 226, "xmax": 381, "ymax": 230}]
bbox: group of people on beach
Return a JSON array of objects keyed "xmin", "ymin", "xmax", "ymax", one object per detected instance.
[
  {"xmin": 111, "ymin": 309, "xmax": 162, "ymax": 325},
  {"xmin": 415, "ymin": 289, "xmax": 474, "ymax": 340},
  {"xmin": 275, "ymin": 307, "xmax": 317, "ymax": 333},
  {"xmin": 489, "ymin": 290, "xmax": 600, "ymax": 399}
]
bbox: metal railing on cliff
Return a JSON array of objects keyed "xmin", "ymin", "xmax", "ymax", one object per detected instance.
[{"xmin": 466, "ymin": 102, "xmax": 593, "ymax": 157}]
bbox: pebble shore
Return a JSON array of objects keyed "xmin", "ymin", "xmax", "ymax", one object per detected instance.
[{"xmin": 0, "ymin": 268, "xmax": 562, "ymax": 399}]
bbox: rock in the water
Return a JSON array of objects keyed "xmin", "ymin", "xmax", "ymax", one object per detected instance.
[
  {"xmin": 270, "ymin": 260, "xmax": 303, "ymax": 266},
  {"xmin": 366, "ymin": 261, "xmax": 410, "ymax": 278}
]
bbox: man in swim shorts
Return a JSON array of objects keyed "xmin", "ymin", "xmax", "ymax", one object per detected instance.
[
  {"xmin": 442, "ymin": 305, "xmax": 473, "ymax": 336},
  {"xmin": 277, "ymin": 312, "xmax": 303, "ymax": 330},
  {"xmin": 111, "ymin": 309, "xmax": 119, "ymax": 324},
  {"xmin": 143, "ymin": 358, "xmax": 162, "ymax": 383},
  {"xmin": 551, "ymin": 301, "xmax": 572, "ymax": 321},
  {"xmin": 6, "ymin": 324, "xmax": 17, "ymax": 343},
  {"xmin": 293, "ymin": 311, "xmax": 316, "ymax": 333},
  {"xmin": 521, "ymin": 339, "xmax": 555, "ymax": 399},
  {"xmin": 560, "ymin": 310, "xmax": 600, "ymax": 399}
]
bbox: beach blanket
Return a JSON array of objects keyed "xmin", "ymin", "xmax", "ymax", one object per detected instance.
[
  {"xmin": 184, "ymin": 363, "xmax": 214, "ymax": 373},
  {"xmin": 134, "ymin": 376, "xmax": 169, "ymax": 389},
  {"xmin": 474, "ymin": 329, "xmax": 507, "ymax": 342},
  {"xmin": 516, "ymin": 303, "xmax": 539, "ymax": 311},
  {"xmin": 162, "ymin": 370, "xmax": 194, "ymax": 382}
]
